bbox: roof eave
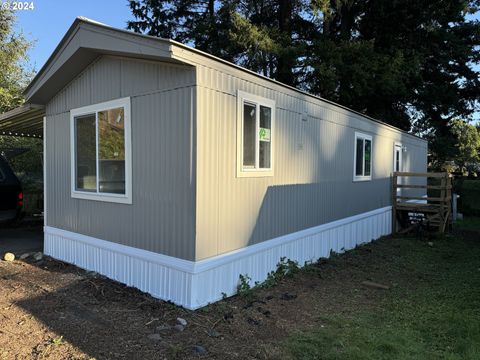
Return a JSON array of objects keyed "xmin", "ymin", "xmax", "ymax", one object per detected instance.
[{"xmin": 23, "ymin": 17, "xmax": 176, "ymax": 104}]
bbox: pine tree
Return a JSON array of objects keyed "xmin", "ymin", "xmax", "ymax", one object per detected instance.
[{"xmin": 127, "ymin": 0, "xmax": 480, "ymax": 166}]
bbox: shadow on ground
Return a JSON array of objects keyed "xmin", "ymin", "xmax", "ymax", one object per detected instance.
[{"xmin": 0, "ymin": 218, "xmax": 43, "ymax": 256}]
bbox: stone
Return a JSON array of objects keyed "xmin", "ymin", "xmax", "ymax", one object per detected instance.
[
  {"xmin": 207, "ymin": 329, "xmax": 221, "ymax": 338},
  {"xmin": 193, "ymin": 345, "xmax": 207, "ymax": 354},
  {"xmin": 19, "ymin": 253, "xmax": 31, "ymax": 260},
  {"xmin": 3, "ymin": 253, "xmax": 15, "ymax": 262},
  {"xmin": 173, "ymin": 324, "xmax": 184, "ymax": 332},
  {"xmin": 32, "ymin": 252, "xmax": 43, "ymax": 261},
  {"xmin": 280, "ymin": 292, "xmax": 297, "ymax": 301},
  {"xmin": 361, "ymin": 281, "xmax": 390, "ymax": 290},
  {"xmin": 155, "ymin": 324, "xmax": 172, "ymax": 332},
  {"xmin": 427, "ymin": 242, "xmax": 434, "ymax": 247},
  {"xmin": 176, "ymin": 317, "xmax": 187, "ymax": 326},
  {"xmin": 147, "ymin": 333, "xmax": 161, "ymax": 341}
]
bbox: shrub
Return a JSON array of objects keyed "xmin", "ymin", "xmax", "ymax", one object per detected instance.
[{"xmin": 455, "ymin": 179, "xmax": 480, "ymax": 216}]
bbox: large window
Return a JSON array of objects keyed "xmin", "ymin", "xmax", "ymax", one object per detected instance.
[
  {"xmin": 70, "ymin": 97, "xmax": 132, "ymax": 204},
  {"xmin": 237, "ymin": 91, "xmax": 275, "ymax": 177},
  {"xmin": 354, "ymin": 132, "xmax": 372, "ymax": 181}
]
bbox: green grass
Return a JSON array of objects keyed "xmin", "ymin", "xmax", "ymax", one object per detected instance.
[
  {"xmin": 285, "ymin": 222, "xmax": 480, "ymax": 359},
  {"xmin": 455, "ymin": 216, "xmax": 480, "ymax": 230}
]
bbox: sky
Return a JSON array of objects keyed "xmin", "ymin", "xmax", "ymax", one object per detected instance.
[
  {"xmin": 11, "ymin": 0, "xmax": 480, "ymax": 122},
  {"xmin": 14, "ymin": 0, "xmax": 134, "ymax": 70}
]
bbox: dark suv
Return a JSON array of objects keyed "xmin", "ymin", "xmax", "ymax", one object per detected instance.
[{"xmin": 0, "ymin": 155, "xmax": 22, "ymax": 223}]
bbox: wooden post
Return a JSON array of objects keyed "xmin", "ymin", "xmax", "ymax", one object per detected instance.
[
  {"xmin": 438, "ymin": 174, "xmax": 446, "ymax": 234},
  {"xmin": 442, "ymin": 175, "xmax": 452, "ymax": 232},
  {"xmin": 392, "ymin": 173, "xmax": 397, "ymax": 234}
]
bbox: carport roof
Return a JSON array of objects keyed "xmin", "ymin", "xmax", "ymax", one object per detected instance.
[{"xmin": 0, "ymin": 104, "xmax": 44, "ymax": 138}]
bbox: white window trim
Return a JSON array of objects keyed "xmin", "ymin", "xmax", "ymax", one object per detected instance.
[
  {"xmin": 393, "ymin": 142, "xmax": 403, "ymax": 172},
  {"xmin": 70, "ymin": 97, "xmax": 132, "ymax": 204},
  {"xmin": 353, "ymin": 132, "xmax": 373, "ymax": 182},
  {"xmin": 236, "ymin": 90, "xmax": 275, "ymax": 178}
]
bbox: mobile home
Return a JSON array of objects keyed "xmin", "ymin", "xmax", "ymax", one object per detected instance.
[{"xmin": 20, "ymin": 18, "xmax": 426, "ymax": 309}]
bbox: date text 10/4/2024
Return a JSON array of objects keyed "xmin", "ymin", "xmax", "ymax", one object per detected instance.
[{"xmin": 1, "ymin": 1, "xmax": 35, "ymax": 11}]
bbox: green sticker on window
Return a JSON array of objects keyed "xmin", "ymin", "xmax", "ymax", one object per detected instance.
[{"xmin": 259, "ymin": 128, "xmax": 271, "ymax": 141}]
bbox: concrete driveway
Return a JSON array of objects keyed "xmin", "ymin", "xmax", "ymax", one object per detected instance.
[{"xmin": 0, "ymin": 222, "xmax": 43, "ymax": 257}]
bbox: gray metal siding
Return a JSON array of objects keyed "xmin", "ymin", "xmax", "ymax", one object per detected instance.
[
  {"xmin": 45, "ymin": 56, "xmax": 197, "ymax": 260},
  {"xmin": 45, "ymin": 51, "xmax": 427, "ymax": 262},
  {"xmin": 195, "ymin": 64, "xmax": 428, "ymax": 260}
]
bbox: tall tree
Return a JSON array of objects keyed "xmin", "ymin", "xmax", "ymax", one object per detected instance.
[
  {"xmin": 127, "ymin": 0, "xmax": 480, "ymax": 165},
  {"xmin": 359, "ymin": 0, "xmax": 480, "ymax": 164},
  {"xmin": 0, "ymin": 9, "xmax": 33, "ymax": 112},
  {"xmin": 450, "ymin": 119, "xmax": 480, "ymax": 174},
  {"xmin": 127, "ymin": 0, "xmax": 312, "ymax": 85}
]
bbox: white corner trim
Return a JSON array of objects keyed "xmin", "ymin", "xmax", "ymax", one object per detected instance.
[
  {"xmin": 43, "ymin": 116, "xmax": 47, "ymax": 227},
  {"xmin": 45, "ymin": 205, "xmax": 392, "ymax": 310}
]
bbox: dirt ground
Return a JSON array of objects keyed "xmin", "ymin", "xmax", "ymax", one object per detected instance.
[{"xmin": 0, "ymin": 232, "xmax": 468, "ymax": 360}]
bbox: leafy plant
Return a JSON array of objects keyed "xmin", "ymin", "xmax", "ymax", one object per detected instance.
[
  {"xmin": 237, "ymin": 273, "xmax": 252, "ymax": 297},
  {"xmin": 51, "ymin": 336, "xmax": 63, "ymax": 346},
  {"xmin": 0, "ymin": 9, "xmax": 34, "ymax": 113},
  {"xmin": 263, "ymin": 257, "xmax": 300, "ymax": 289},
  {"xmin": 236, "ymin": 257, "xmax": 301, "ymax": 299}
]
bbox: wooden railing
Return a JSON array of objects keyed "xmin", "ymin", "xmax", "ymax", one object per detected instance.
[{"xmin": 392, "ymin": 172, "xmax": 452, "ymax": 234}]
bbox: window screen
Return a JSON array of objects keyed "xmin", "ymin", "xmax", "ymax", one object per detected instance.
[
  {"xmin": 98, "ymin": 108, "xmax": 126, "ymax": 194},
  {"xmin": 259, "ymin": 105, "xmax": 271, "ymax": 169},
  {"xmin": 75, "ymin": 114, "xmax": 97, "ymax": 192},
  {"xmin": 395, "ymin": 149, "xmax": 400, "ymax": 172},
  {"xmin": 355, "ymin": 138, "xmax": 364, "ymax": 176},
  {"xmin": 243, "ymin": 102, "xmax": 256, "ymax": 168},
  {"xmin": 364, "ymin": 139, "xmax": 371, "ymax": 176}
]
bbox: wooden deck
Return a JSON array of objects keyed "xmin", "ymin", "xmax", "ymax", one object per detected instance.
[{"xmin": 392, "ymin": 172, "xmax": 452, "ymax": 234}]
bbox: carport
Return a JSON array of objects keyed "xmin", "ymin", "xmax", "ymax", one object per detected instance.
[
  {"xmin": 0, "ymin": 103, "xmax": 45, "ymax": 138},
  {"xmin": 0, "ymin": 104, "xmax": 45, "ymax": 257}
]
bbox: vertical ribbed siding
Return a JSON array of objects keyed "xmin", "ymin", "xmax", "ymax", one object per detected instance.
[
  {"xmin": 46, "ymin": 56, "xmax": 196, "ymax": 116},
  {"xmin": 44, "ymin": 228, "xmax": 193, "ymax": 307},
  {"xmin": 45, "ymin": 56, "xmax": 197, "ymax": 260},
  {"xmin": 191, "ymin": 206, "xmax": 392, "ymax": 308},
  {"xmin": 195, "ymin": 64, "xmax": 427, "ymax": 260},
  {"xmin": 45, "ymin": 205, "xmax": 391, "ymax": 310}
]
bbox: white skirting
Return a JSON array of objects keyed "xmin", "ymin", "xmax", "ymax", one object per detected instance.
[{"xmin": 44, "ymin": 206, "xmax": 392, "ymax": 309}]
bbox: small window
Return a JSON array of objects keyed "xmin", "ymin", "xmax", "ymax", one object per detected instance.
[
  {"xmin": 70, "ymin": 98, "xmax": 132, "ymax": 204},
  {"xmin": 237, "ymin": 91, "xmax": 275, "ymax": 177},
  {"xmin": 394, "ymin": 144, "xmax": 402, "ymax": 172},
  {"xmin": 354, "ymin": 132, "xmax": 372, "ymax": 181}
]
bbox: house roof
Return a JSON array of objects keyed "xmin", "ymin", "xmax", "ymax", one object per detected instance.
[
  {"xmin": 15, "ymin": 17, "xmax": 423, "ymax": 141},
  {"xmin": 23, "ymin": 17, "xmax": 177, "ymax": 104}
]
